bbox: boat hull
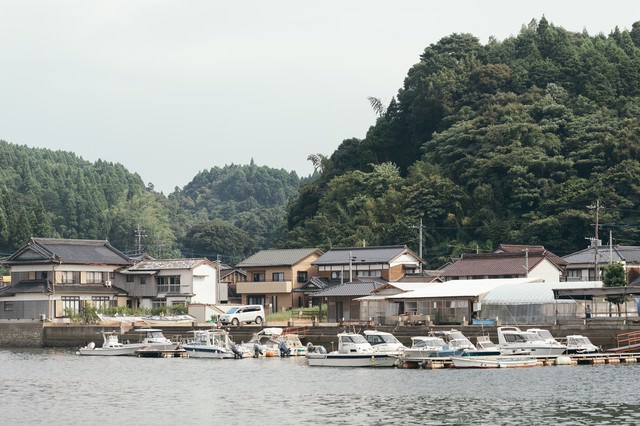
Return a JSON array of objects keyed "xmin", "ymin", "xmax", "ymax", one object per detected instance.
[
  {"xmin": 451, "ymin": 355, "xmax": 539, "ymax": 369},
  {"xmin": 78, "ymin": 344, "xmax": 145, "ymax": 356},
  {"xmin": 306, "ymin": 352, "xmax": 396, "ymax": 367},
  {"xmin": 183, "ymin": 346, "xmax": 237, "ymax": 359}
]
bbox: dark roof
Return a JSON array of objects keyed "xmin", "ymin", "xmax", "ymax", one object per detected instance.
[
  {"xmin": 236, "ymin": 248, "xmax": 322, "ymax": 268},
  {"xmin": 3, "ymin": 238, "xmax": 132, "ymax": 266},
  {"xmin": 312, "ymin": 280, "xmax": 385, "ymax": 297},
  {"xmin": 563, "ymin": 245, "xmax": 640, "ymax": 265},
  {"xmin": 0, "ymin": 280, "xmax": 52, "ymax": 296},
  {"xmin": 442, "ymin": 251, "xmax": 563, "ymax": 277},
  {"xmin": 294, "ymin": 277, "xmax": 331, "ymax": 292},
  {"xmin": 313, "ymin": 245, "xmax": 418, "ymax": 265},
  {"xmin": 125, "ymin": 258, "xmax": 213, "ymax": 272},
  {"xmin": 0, "ymin": 280, "xmax": 127, "ymax": 297}
]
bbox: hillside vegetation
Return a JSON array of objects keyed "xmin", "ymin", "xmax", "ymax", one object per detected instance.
[
  {"xmin": 2, "ymin": 18, "xmax": 640, "ymax": 268},
  {"xmin": 285, "ymin": 18, "xmax": 640, "ymax": 264}
]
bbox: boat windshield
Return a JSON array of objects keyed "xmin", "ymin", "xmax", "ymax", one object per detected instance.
[
  {"xmin": 532, "ymin": 329, "xmax": 554, "ymax": 340},
  {"xmin": 341, "ymin": 334, "xmax": 368, "ymax": 344},
  {"xmin": 568, "ymin": 336, "xmax": 590, "ymax": 345},
  {"xmin": 413, "ymin": 338, "xmax": 446, "ymax": 348}
]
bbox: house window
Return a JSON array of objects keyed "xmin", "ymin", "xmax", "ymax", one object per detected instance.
[
  {"xmin": 156, "ymin": 276, "xmax": 181, "ymax": 293},
  {"xmin": 3, "ymin": 302, "xmax": 13, "ymax": 312},
  {"xmin": 272, "ymin": 272, "xmax": 285, "ymax": 281},
  {"xmin": 357, "ymin": 270, "xmax": 381, "ymax": 278},
  {"xmin": 140, "ymin": 277, "xmax": 146, "ymax": 285},
  {"xmin": 86, "ymin": 272, "xmax": 103, "ymax": 284},
  {"xmin": 61, "ymin": 296, "xmax": 80, "ymax": 315},
  {"xmin": 331, "ymin": 271, "xmax": 341, "ymax": 279},
  {"xmin": 152, "ymin": 299, "xmax": 167, "ymax": 309},
  {"xmin": 126, "ymin": 274, "xmax": 135, "ymax": 283},
  {"xmin": 60, "ymin": 272, "xmax": 75, "ymax": 284},
  {"xmin": 91, "ymin": 296, "xmax": 111, "ymax": 311},
  {"xmin": 297, "ymin": 271, "xmax": 308, "ymax": 283},
  {"xmin": 253, "ymin": 273, "xmax": 265, "ymax": 282}
]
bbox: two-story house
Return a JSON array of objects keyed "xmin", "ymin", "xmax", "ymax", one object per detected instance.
[
  {"xmin": 117, "ymin": 258, "xmax": 219, "ymax": 310},
  {"xmin": 441, "ymin": 244, "xmax": 566, "ymax": 282},
  {"xmin": 0, "ymin": 238, "xmax": 132, "ymax": 321},
  {"xmin": 562, "ymin": 241, "xmax": 640, "ymax": 283},
  {"xmin": 310, "ymin": 245, "xmax": 425, "ymax": 322},
  {"xmin": 235, "ymin": 248, "xmax": 323, "ymax": 313}
]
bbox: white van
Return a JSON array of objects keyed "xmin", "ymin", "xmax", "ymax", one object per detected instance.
[{"xmin": 219, "ymin": 305, "xmax": 265, "ymax": 326}]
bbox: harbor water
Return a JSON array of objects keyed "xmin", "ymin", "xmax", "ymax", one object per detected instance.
[{"xmin": 2, "ymin": 348, "xmax": 640, "ymax": 425}]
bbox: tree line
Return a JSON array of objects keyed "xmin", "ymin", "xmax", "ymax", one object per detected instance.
[{"xmin": 2, "ymin": 18, "xmax": 640, "ymax": 269}]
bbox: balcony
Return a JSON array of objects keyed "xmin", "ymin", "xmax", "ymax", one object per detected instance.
[{"xmin": 237, "ymin": 281, "xmax": 293, "ymax": 294}]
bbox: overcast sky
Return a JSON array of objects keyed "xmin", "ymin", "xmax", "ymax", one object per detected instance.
[{"xmin": 1, "ymin": 1, "xmax": 637, "ymax": 193}]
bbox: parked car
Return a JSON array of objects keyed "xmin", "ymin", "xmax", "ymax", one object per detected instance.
[{"xmin": 219, "ymin": 305, "xmax": 265, "ymax": 326}]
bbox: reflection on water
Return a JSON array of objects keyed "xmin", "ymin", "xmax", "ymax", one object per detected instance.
[{"xmin": 1, "ymin": 348, "xmax": 639, "ymax": 425}]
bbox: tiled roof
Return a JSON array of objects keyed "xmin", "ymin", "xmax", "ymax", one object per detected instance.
[
  {"xmin": 442, "ymin": 252, "xmax": 562, "ymax": 277},
  {"xmin": 4, "ymin": 238, "xmax": 132, "ymax": 265},
  {"xmin": 563, "ymin": 245, "xmax": 640, "ymax": 265},
  {"xmin": 313, "ymin": 245, "xmax": 411, "ymax": 265},
  {"xmin": 236, "ymin": 248, "xmax": 322, "ymax": 267},
  {"xmin": 312, "ymin": 280, "xmax": 385, "ymax": 297},
  {"xmin": 127, "ymin": 258, "xmax": 212, "ymax": 271}
]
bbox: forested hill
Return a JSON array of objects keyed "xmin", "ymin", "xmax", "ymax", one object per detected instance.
[
  {"xmin": 168, "ymin": 163, "xmax": 303, "ymax": 263},
  {"xmin": 0, "ymin": 140, "xmax": 172, "ymax": 257},
  {"xmin": 285, "ymin": 18, "xmax": 640, "ymax": 265},
  {"xmin": 0, "ymin": 141, "xmax": 303, "ymax": 263}
]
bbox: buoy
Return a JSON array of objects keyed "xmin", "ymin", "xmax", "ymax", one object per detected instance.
[{"xmin": 555, "ymin": 355, "xmax": 572, "ymax": 366}]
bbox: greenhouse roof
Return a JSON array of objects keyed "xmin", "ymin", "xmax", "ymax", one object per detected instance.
[{"xmin": 482, "ymin": 281, "xmax": 603, "ymax": 305}]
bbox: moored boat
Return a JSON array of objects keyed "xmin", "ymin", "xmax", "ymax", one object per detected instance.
[
  {"xmin": 564, "ymin": 335, "xmax": 600, "ymax": 354},
  {"xmin": 183, "ymin": 329, "xmax": 249, "ymax": 359},
  {"xmin": 306, "ymin": 332, "xmax": 397, "ymax": 367},
  {"xmin": 450, "ymin": 354, "xmax": 540, "ymax": 369},
  {"xmin": 364, "ymin": 329, "xmax": 407, "ymax": 356},
  {"xmin": 497, "ymin": 326, "xmax": 566, "ymax": 356},
  {"xmin": 78, "ymin": 331, "xmax": 145, "ymax": 356}
]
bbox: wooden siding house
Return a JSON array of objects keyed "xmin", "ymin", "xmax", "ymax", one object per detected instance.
[
  {"xmin": 0, "ymin": 238, "xmax": 132, "ymax": 321},
  {"xmin": 235, "ymin": 248, "xmax": 323, "ymax": 313}
]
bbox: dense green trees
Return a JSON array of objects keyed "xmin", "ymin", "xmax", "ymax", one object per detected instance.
[
  {"xmin": 286, "ymin": 18, "xmax": 640, "ymax": 265},
  {"xmin": 4, "ymin": 18, "xmax": 640, "ymax": 268}
]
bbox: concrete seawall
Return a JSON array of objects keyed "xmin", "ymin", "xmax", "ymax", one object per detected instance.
[{"xmin": 0, "ymin": 320, "xmax": 638, "ymax": 349}]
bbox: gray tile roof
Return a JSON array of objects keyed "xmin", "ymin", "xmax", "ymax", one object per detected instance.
[
  {"xmin": 563, "ymin": 245, "xmax": 640, "ymax": 265},
  {"xmin": 4, "ymin": 238, "xmax": 132, "ymax": 266},
  {"xmin": 313, "ymin": 245, "xmax": 411, "ymax": 265},
  {"xmin": 127, "ymin": 258, "xmax": 212, "ymax": 271},
  {"xmin": 312, "ymin": 280, "xmax": 385, "ymax": 297},
  {"xmin": 236, "ymin": 248, "xmax": 322, "ymax": 267}
]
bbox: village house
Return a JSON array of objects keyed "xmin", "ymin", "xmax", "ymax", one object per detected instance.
[
  {"xmin": 0, "ymin": 238, "xmax": 132, "ymax": 321},
  {"xmin": 441, "ymin": 244, "xmax": 566, "ymax": 282},
  {"xmin": 117, "ymin": 258, "xmax": 220, "ymax": 310},
  {"xmin": 562, "ymin": 241, "xmax": 640, "ymax": 283},
  {"xmin": 235, "ymin": 248, "xmax": 323, "ymax": 313},
  {"xmin": 309, "ymin": 245, "xmax": 425, "ymax": 323}
]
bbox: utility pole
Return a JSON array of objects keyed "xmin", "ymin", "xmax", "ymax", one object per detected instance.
[
  {"xmin": 523, "ymin": 248, "xmax": 529, "ymax": 278},
  {"xmin": 411, "ymin": 217, "xmax": 424, "ymax": 275},
  {"xmin": 590, "ymin": 199, "xmax": 601, "ymax": 280},
  {"xmin": 134, "ymin": 224, "xmax": 146, "ymax": 255}
]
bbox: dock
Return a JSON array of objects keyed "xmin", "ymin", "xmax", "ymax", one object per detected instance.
[
  {"xmin": 400, "ymin": 352, "xmax": 640, "ymax": 369},
  {"xmin": 135, "ymin": 347, "xmax": 188, "ymax": 358}
]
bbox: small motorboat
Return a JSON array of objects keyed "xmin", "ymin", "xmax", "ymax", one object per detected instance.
[
  {"xmin": 364, "ymin": 329, "xmax": 407, "ymax": 356},
  {"xmin": 450, "ymin": 354, "xmax": 540, "ymax": 369},
  {"xmin": 78, "ymin": 332, "xmax": 145, "ymax": 356},
  {"xmin": 183, "ymin": 329, "xmax": 250, "ymax": 359},
  {"xmin": 564, "ymin": 335, "xmax": 600, "ymax": 354},
  {"xmin": 498, "ymin": 326, "xmax": 566, "ymax": 356},
  {"xmin": 306, "ymin": 332, "xmax": 397, "ymax": 367}
]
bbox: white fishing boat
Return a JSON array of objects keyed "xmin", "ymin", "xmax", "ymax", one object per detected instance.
[
  {"xmin": 132, "ymin": 328, "xmax": 184, "ymax": 357},
  {"xmin": 239, "ymin": 327, "xmax": 286, "ymax": 357},
  {"xmin": 399, "ymin": 335, "xmax": 448, "ymax": 362},
  {"xmin": 497, "ymin": 326, "xmax": 566, "ymax": 356},
  {"xmin": 183, "ymin": 329, "xmax": 249, "ymax": 359},
  {"xmin": 78, "ymin": 331, "xmax": 145, "ymax": 356},
  {"xmin": 363, "ymin": 329, "xmax": 407, "ymax": 356},
  {"xmin": 450, "ymin": 354, "xmax": 540, "ymax": 369},
  {"xmin": 306, "ymin": 332, "xmax": 397, "ymax": 367},
  {"xmin": 279, "ymin": 332, "xmax": 307, "ymax": 356},
  {"xmin": 564, "ymin": 335, "xmax": 600, "ymax": 354}
]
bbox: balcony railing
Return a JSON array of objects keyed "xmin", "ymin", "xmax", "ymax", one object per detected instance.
[{"xmin": 237, "ymin": 281, "xmax": 293, "ymax": 294}]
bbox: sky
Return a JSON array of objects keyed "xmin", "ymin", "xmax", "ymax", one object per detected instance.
[{"xmin": 0, "ymin": 1, "xmax": 638, "ymax": 194}]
